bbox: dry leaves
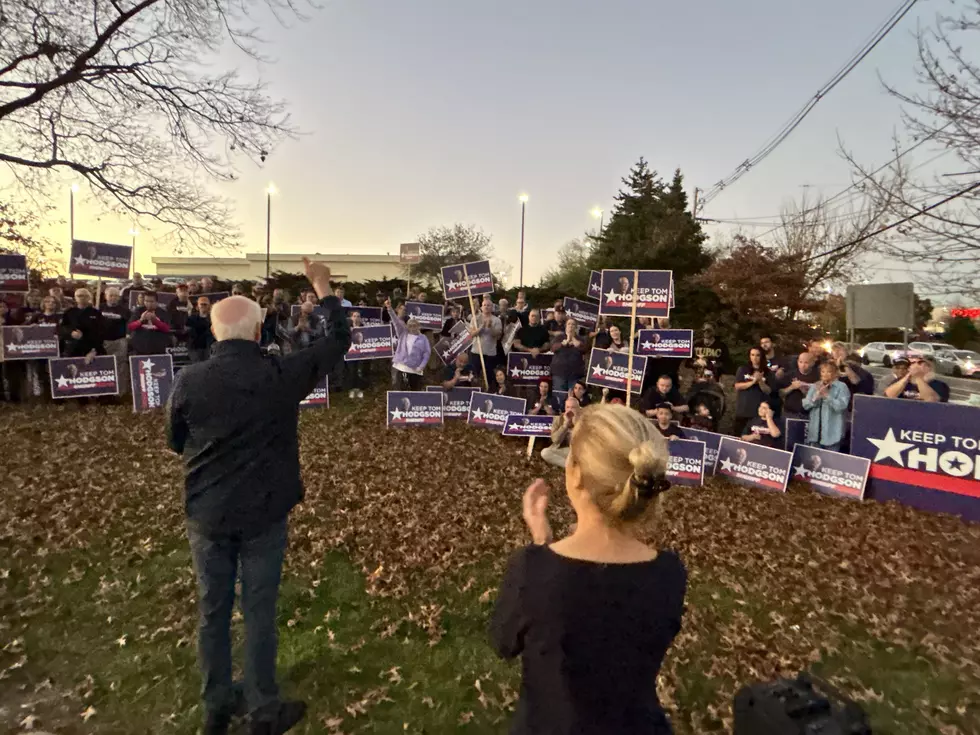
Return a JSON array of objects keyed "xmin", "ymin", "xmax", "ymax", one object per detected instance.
[{"xmin": 1, "ymin": 396, "xmax": 979, "ymax": 733}]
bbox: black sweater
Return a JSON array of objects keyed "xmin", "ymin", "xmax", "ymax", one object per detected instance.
[
  {"xmin": 491, "ymin": 545, "xmax": 687, "ymax": 734},
  {"xmin": 60, "ymin": 306, "xmax": 105, "ymax": 357}
]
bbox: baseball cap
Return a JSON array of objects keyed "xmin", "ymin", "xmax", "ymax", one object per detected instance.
[{"xmin": 892, "ymin": 355, "xmax": 910, "ymax": 366}]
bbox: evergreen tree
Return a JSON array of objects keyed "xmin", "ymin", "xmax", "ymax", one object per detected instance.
[{"xmin": 587, "ymin": 158, "xmax": 714, "ymax": 324}]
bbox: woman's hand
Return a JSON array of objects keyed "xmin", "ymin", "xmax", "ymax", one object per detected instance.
[{"xmin": 522, "ymin": 479, "xmax": 552, "ymax": 545}]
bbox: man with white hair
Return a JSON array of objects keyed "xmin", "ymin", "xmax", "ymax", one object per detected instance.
[
  {"xmin": 166, "ymin": 258, "xmax": 349, "ymax": 735},
  {"xmin": 59, "ymin": 287, "xmax": 104, "ymax": 358}
]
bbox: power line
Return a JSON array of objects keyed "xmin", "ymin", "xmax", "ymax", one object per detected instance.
[
  {"xmin": 697, "ymin": 0, "xmax": 920, "ymax": 212},
  {"xmin": 799, "ymin": 179, "xmax": 980, "ymax": 264}
]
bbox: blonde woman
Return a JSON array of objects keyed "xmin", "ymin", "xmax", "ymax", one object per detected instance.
[{"xmin": 492, "ymin": 403, "xmax": 686, "ymax": 734}]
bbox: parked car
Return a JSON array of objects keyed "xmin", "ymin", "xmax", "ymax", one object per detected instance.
[
  {"xmin": 858, "ymin": 342, "xmax": 906, "ymax": 366},
  {"xmin": 934, "ymin": 349, "xmax": 980, "ymax": 378},
  {"xmin": 908, "ymin": 341, "xmax": 957, "ymax": 357}
]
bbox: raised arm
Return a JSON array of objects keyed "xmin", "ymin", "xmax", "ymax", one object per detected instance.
[{"xmin": 281, "ymin": 259, "xmax": 353, "ymax": 403}]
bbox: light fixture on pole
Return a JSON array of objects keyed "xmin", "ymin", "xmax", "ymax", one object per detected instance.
[
  {"xmin": 129, "ymin": 227, "xmax": 139, "ymax": 277},
  {"xmin": 591, "ymin": 206, "xmax": 604, "ymax": 232},
  {"xmin": 518, "ymin": 193, "xmax": 529, "ymax": 287},
  {"xmin": 265, "ymin": 183, "xmax": 276, "ymax": 280}
]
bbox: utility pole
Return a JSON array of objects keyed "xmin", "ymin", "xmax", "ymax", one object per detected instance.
[{"xmin": 692, "ymin": 187, "xmax": 700, "ymax": 217}]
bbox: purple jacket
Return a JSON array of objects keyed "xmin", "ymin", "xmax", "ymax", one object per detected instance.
[{"xmin": 389, "ymin": 308, "xmax": 431, "ymax": 372}]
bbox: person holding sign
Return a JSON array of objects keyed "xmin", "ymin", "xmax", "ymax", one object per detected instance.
[
  {"xmin": 468, "ymin": 300, "xmax": 503, "ymax": 379},
  {"xmin": 387, "ymin": 302, "xmax": 431, "ymax": 390},
  {"xmin": 491, "ymin": 403, "xmax": 685, "ymax": 735},
  {"xmin": 166, "ymin": 258, "xmax": 349, "ymax": 735}
]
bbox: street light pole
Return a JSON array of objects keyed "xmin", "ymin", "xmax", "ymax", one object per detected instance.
[
  {"xmin": 129, "ymin": 227, "xmax": 139, "ymax": 277},
  {"xmin": 518, "ymin": 193, "xmax": 529, "ymax": 287},
  {"xmin": 265, "ymin": 184, "xmax": 276, "ymax": 280},
  {"xmin": 70, "ymin": 184, "xmax": 79, "ymax": 242}
]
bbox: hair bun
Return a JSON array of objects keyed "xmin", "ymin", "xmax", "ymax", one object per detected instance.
[{"xmin": 629, "ymin": 441, "xmax": 671, "ymax": 499}]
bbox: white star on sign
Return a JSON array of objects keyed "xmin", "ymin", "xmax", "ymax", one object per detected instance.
[
  {"xmin": 605, "ymin": 289, "xmax": 620, "ymax": 304},
  {"xmin": 866, "ymin": 428, "xmax": 914, "ymax": 466},
  {"xmin": 591, "ymin": 364, "xmax": 605, "ymax": 377},
  {"xmin": 445, "ymin": 280, "xmax": 457, "ymax": 291},
  {"xmin": 589, "ymin": 281, "xmax": 599, "ymax": 292},
  {"xmin": 510, "ymin": 367, "xmax": 521, "ymax": 378},
  {"xmin": 442, "ymin": 351, "xmax": 451, "ymax": 360},
  {"xmin": 390, "ymin": 408, "xmax": 403, "ymax": 421},
  {"xmin": 641, "ymin": 341, "xmax": 654, "ymax": 350},
  {"xmin": 56, "ymin": 375, "xmax": 70, "ymax": 388},
  {"xmin": 471, "ymin": 408, "xmax": 485, "ymax": 420},
  {"xmin": 73, "ymin": 255, "xmax": 86, "ymax": 266},
  {"xmin": 793, "ymin": 463, "xmax": 809, "ymax": 478},
  {"xmin": 719, "ymin": 457, "xmax": 734, "ymax": 472},
  {"xmin": 140, "ymin": 359, "xmax": 154, "ymax": 370}
]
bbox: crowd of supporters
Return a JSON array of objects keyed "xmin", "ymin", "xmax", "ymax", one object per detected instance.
[{"xmin": 2, "ymin": 278, "xmax": 952, "ymax": 452}]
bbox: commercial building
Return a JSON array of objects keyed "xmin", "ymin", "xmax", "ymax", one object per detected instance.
[{"xmin": 150, "ymin": 252, "xmax": 404, "ymax": 282}]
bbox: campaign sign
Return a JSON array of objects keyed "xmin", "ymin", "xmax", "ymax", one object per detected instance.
[
  {"xmin": 784, "ymin": 419, "xmax": 809, "ymax": 453},
  {"xmin": 345, "ymin": 325, "xmax": 393, "ymax": 361},
  {"xmin": 851, "ymin": 394, "xmax": 980, "ymax": 521},
  {"xmin": 400, "ymin": 241, "xmax": 421, "ymax": 264},
  {"xmin": 1, "ymin": 325, "xmax": 59, "ymax": 360},
  {"xmin": 715, "ymin": 437, "xmax": 793, "ymax": 492},
  {"xmin": 502, "ymin": 414, "xmax": 555, "ymax": 437},
  {"xmin": 49, "ymin": 356, "xmax": 119, "ymax": 399},
  {"xmin": 166, "ymin": 341, "xmax": 190, "ymax": 368},
  {"xmin": 300, "ymin": 376, "xmax": 330, "ymax": 409},
  {"xmin": 441, "ymin": 259, "xmax": 494, "ymax": 299},
  {"xmin": 346, "ymin": 306, "xmax": 385, "ymax": 327},
  {"xmin": 586, "ymin": 270, "xmax": 602, "ymax": 302},
  {"xmin": 668, "ymin": 439, "xmax": 707, "ymax": 487},
  {"xmin": 387, "ymin": 391, "xmax": 444, "ymax": 427},
  {"xmin": 598, "ymin": 269, "xmax": 672, "ymax": 318},
  {"xmin": 586, "ymin": 348, "xmax": 647, "ymax": 392},
  {"xmin": 128, "ymin": 291, "xmax": 177, "ymax": 309},
  {"xmin": 426, "ymin": 386, "xmax": 478, "ymax": 420},
  {"xmin": 69, "ymin": 239, "xmax": 132, "ymax": 279},
  {"xmin": 501, "ymin": 321, "xmax": 520, "ymax": 354},
  {"xmin": 636, "ymin": 329, "xmax": 694, "ymax": 358},
  {"xmin": 405, "ymin": 302, "xmax": 443, "ymax": 331},
  {"xmin": 507, "ymin": 353, "xmax": 553, "ymax": 386},
  {"xmin": 680, "ymin": 428, "xmax": 724, "ymax": 477},
  {"xmin": 434, "ymin": 320, "xmax": 475, "ymax": 366},
  {"xmin": 467, "ymin": 392, "xmax": 527, "ymax": 431},
  {"xmin": 562, "ymin": 297, "xmax": 599, "ymax": 332},
  {"xmin": 129, "ymin": 354, "xmax": 174, "ymax": 413},
  {"xmin": 791, "ymin": 445, "xmax": 870, "ymax": 501},
  {"xmin": 0, "ymin": 253, "xmax": 29, "ymax": 292}
]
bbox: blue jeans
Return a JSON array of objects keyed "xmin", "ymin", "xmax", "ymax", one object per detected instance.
[
  {"xmin": 552, "ymin": 375, "xmax": 575, "ymax": 392},
  {"xmin": 187, "ymin": 518, "xmax": 288, "ymax": 720}
]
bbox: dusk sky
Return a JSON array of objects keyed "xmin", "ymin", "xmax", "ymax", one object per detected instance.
[{"xmin": 44, "ymin": 0, "xmax": 952, "ymax": 291}]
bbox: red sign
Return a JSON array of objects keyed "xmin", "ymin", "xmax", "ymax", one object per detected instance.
[{"xmin": 950, "ymin": 307, "xmax": 980, "ymax": 319}]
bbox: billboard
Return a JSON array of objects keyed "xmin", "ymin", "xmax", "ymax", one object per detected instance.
[{"xmin": 845, "ymin": 282, "xmax": 914, "ymax": 330}]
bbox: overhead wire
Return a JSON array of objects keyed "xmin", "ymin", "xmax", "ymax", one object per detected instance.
[
  {"xmin": 697, "ymin": 0, "xmax": 921, "ymax": 212},
  {"xmin": 798, "ymin": 179, "xmax": 980, "ymax": 265}
]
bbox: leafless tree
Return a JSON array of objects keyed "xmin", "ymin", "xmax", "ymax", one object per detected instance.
[
  {"xmin": 772, "ymin": 193, "xmax": 888, "ymax": 302},
  {"xmin": 0, "ymin": 0, "xmax": 303, "ymax": 252},
  {"xmin": 843, "ymin": 4, "xmax": 980, "ymax": 300}
]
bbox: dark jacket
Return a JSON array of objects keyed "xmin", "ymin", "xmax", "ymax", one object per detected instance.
[
  {"xmin": 186, "ymin": 313, "xmax": 214, "ymax": 351},
  {"xmin": 166, "ymin": 296, "xmax": 351, "ymax": 536},
  {"xmin": 60, "ymin": 306, "xmax": 105, "ymax": 357}
]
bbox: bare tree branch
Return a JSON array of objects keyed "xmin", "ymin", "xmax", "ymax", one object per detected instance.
[
  {"xmin": 0, "ymin": 0, "xmax": 306, "ymax": 253},
  {"xmin": 845, "ymin": 5, "xmax": 980, "ymax": 300}
]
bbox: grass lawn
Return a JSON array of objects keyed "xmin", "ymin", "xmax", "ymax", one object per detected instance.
[{"xmin": 1, "ymin": 391, "xmax": 979, "ymax": 734}]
